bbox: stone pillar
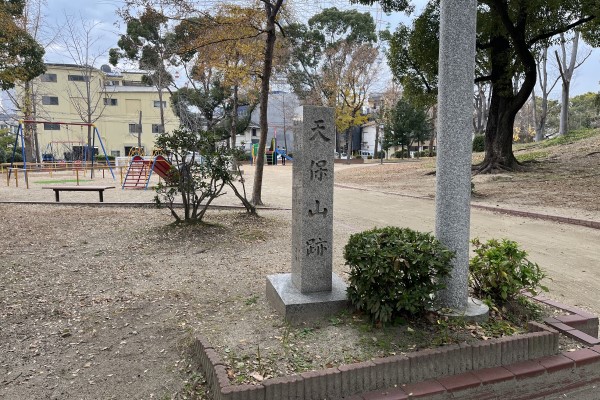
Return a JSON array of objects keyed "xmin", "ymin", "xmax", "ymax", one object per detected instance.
[
  {"xmin": 435, "ymin": 0, "xmax": 488, "ymax": 320},
  {"xmin": 266, "ymin": 106, "xmax": 348, "ymax": 323}
]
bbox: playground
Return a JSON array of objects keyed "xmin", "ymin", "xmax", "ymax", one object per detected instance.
[{"xmin": 1, "ymin": 131, "xmax": 599, "ymax": 399}]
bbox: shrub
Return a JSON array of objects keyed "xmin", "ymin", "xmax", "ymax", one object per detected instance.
[
  {"xmin": 345, "ymin": 227, "xmax": 454, "ymax": 323},
  {"xmin": 154, "ymin": 126, "xmax": 255, "ymax": 223},
  {"xmin": 95, "ymin": 155, "xmax": 115, "ymax": 161},
  {"xmin": 417, "ymin": 150, "xmax": 436, "ymax": 157},
  {"xmin": 469, "ymin": 238, "xmax": 548, "ymax": 306},
  {"xmin": 472, "ymin": 135, "xmax": 485, "ymax": 152},
  {"xmin": 4, "ymin": 149, "xmax": 23, "ymax": 162},
  {"xmin": 393, "ymin": 150, "xmax": 409, "ymax": 158}
]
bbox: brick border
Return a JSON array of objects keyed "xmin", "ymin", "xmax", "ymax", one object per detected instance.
[
  {"xmin": 523, "ymin": 292, "xmax": 600, "ymax": 347},
  {"xmin": 470, "ymin": 204, "xmax": 600, "ymax": 230},
  {"xmin": 359, "ymin": 346, "xmax": 600, "ymax": 399},
  {"xmin": 191, "ymin": 322, "xmax": 558, "ymax": 400},
  {"xmin": 332, "ymin": 184, "xmax": 600, "ymax": 231}
]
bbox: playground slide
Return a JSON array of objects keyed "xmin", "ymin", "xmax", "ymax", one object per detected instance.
[
  {"xmin": 151, "ymin": 155, "xmax": 172, "ymax": 179},
  {"xmin": 275, "ymin": 149, "xmax": 293, "ymax": 160}
]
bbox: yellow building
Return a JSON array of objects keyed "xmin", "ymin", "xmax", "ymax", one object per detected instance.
[{"xmin": 29, "ymin": 63, "xmax": 179, "ymax": 160}]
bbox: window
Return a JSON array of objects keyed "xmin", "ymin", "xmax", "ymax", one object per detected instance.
[
  {"xmin": 68, "ymin": 75, "xmax": 88, "ymax": 82},
  {"xmin": 129, "ymin": 123, "xmax": 140, "ymax": 133},
  {"xmin": 153, "ymin": 100, "xmax": 166, "ymax": 108},
  {"xmin": 41, "ymin": 73, "xmax": 57, "ymax": 82},
  {"xmin": 103, "ymin": 98, "xmax": 118, "ymax": 106},
  {"xmin": 104, "ymin": 80, "xmax": 119, "ymax": 87},
  {"xmin": 122, "ymin": 80, "xmax": 149, "ymax": 87},
  {"xmin": 252, "ymin": 128, "xmax": 257, "ymax": 137},
  {"xmin": 42, "ymin": 96, "xmax": 59, "ymax": 105},
  {"xmin": 43, "ymin": 123, "xmax": 60, "ymax": 130},
  {"xmin": 111, "ymin": 150, "xmax": 121, "ymax": 157},
  {"xmin": 152, "ymin": 124, "xmax": 164, "ymax": 134}
]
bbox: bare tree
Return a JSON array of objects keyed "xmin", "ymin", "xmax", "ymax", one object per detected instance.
[
  {"xmin": 531, "ymin": 44, "xmax": 560, "ymax": 141},
  {"xmin": 59, "ymin": 15, "xmax": 111, "ymax": 162},
  {"xmin": 370, "ymin": 81, "xmax": 402, "ymax": 161},
  {"xmin": 5, "ymin": 0, "xmax": 57, "ymax": 162},
  {"xmin": 555, "ymin": 31, "xmax": 592, "ymax": 137}
]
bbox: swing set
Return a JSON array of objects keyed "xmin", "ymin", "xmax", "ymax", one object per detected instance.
[{"xmin": 9, "ymin": 120, "xmax": 115, "ymax": 180}]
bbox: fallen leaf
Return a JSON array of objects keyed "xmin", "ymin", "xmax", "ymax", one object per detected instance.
[{"xmin": 250, "ymin": 372, "xmax": 264, "ymax": 382}]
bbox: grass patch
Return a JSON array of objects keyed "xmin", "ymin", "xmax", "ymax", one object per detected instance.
[
  {"xmin": 540, "ymin": 129, "xmax": 600, "ymax": 148},
  {"xmin": 34, "ymin": 179, "xmax": 91, "ymax": 185},
  {"xmin": 516, "ymin": 151, "xmax": 550, "ymax": 163}
]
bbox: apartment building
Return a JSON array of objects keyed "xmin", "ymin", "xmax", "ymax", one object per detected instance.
[{"xmin": 28, "ymin": 63, "xmax": 178, "ymax": 160}]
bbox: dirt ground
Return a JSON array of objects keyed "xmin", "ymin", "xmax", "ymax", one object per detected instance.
[{"xmin": 0, "ymin": 132, "xmax": 599, "ymax": 399}]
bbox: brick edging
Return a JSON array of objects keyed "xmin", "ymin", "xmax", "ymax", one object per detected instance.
[
  {"xmin": 358, "ymin": 346, "xmax": 600, "ymax": 400},
  {"xmin": 332, "ymin": 184, "xmax": 600, "ymax": 231},
  {"xmin": 470, "ymin": 204, "xmax": 600, "ymax": 230},
  {"xmin": 191, "ymin": 322, "xmax": 558, "ymax": 400},
  {"xmin": 523, "ymin": 292, "xmax": 600, "ymax": 347}
]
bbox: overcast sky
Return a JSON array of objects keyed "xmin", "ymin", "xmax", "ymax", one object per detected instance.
[{"xmin": 27, "ymin": 0, "xmax": 600, "ymax": 99}]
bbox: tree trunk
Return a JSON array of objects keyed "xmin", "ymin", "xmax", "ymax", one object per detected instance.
[
  {"xmin": 22, "ymin": 81, "xmax": 36, "ymax": 163},
  {"xmin": 559, "ymin": 82, "xmax": 570, "ymax": 136},
  {"xmin": 473, "ymin": 83, "xmax": 487, "ymax": 135},
  {"xmin": 231, "ymin": 84, "xmax": 238, "ymax": 149},
  {"xmin": 158, "ymin": 87, "xmax": 165, "ymax": 131},
  {"xmin": 428, "ymin": 105, "xmax": 437, "ymax": 156},
  {"xmin": 479, "ymin": 94, "xmax": 519, "ymax": 172},
  {"xmin": 30, "ymin": 83, "xmax": 40, "ymax": 163},
  {"xmin": 345, "ymin": 129, "xmax": 352, "ymax": 164},
  {"xmin": 252, "ymin": 1, "xmax": 282, "ymax": 206},
  {"xmin": 534, "ymin": 45, "xmax": 555, "ymax": 142},
  {"xmin": 374, "ymin": 123, "xmax": 379, "ymax": 158},
  {"xmin": 531, "ymin": 89, "xmax": 540, "ymax": 141},
  {"xmin": 556, "ymin": 32, "xmax": 579, "ymax": 137},
  {"xmin": 476, "ymin": 33, "xmax": 536, "ymax": 173}
]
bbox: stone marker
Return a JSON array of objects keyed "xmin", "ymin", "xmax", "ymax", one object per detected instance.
[
  {"xmin": 266, "ymin": 106, "xmax": 348, "ymax": 323},
  {"xmin": 435, "ymin": 0, "xmax": 488, "ymax": 321}
]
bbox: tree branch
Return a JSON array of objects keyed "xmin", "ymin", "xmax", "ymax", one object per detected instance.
[{"xmin": 527, "ymin": 15, "xmax": 596, "ymax": 47}]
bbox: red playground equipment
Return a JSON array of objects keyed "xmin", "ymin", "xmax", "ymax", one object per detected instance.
[{"xmin": 122, "ymin": 155, "xmax": 172, "ymax": 190}]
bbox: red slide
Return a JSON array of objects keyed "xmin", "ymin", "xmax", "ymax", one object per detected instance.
[{"xmin": 151, "ymin": 155, "xmax": 173, "ymax": 180}]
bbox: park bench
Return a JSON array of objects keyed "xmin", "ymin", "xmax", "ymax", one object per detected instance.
[{"xmin": 42, "ymin": 185, "xmax": 116, "ymax": 203}]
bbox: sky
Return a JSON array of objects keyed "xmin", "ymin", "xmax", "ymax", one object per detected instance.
[{"xmin": 13, "ymin": 0, "xmax": 600, "ymax": 99}]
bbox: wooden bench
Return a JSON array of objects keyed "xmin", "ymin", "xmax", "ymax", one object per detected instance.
[{"xmin": 42, "ymin": 186, "xmax": 116, "ymax": 203}]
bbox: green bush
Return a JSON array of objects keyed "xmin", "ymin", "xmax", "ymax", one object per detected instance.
[
  {"xmin": 95, "ymin": 155, "xmax": 115, "ymax": 161},
  {"xmin": 416, "ymin": 150, "xmax": 436, "ymax": 157},
  {"xmin": 345, "ymin": 227, "xmax": 454, "ymax": 323},
  {"xmin": 5, "ymin": 149, "xmax": 23, "ymax": 162},
  {"xmin": 393, "ymin": 150, "xmax": 408, "ymax": 158},
  {"xmin": 469, "ymin": 238, "xmax": 548, "ymax": 306},
  {"xmin": 472, "ymin": 135, "xmax": 485, "ymax": 152}
]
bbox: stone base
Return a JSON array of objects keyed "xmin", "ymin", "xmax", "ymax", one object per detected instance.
[
  {"xmin": 443, "ymin": 297, "xmax": 489, "ymax": 323},
  {"xmin": 266, "ymin": 273, "xmax": 348, "ymax": 324}
]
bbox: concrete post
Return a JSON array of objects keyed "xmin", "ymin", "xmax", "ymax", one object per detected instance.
[{"xmin": 435, "ymin": 0, "xmax": 488, "ymax": 320}]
